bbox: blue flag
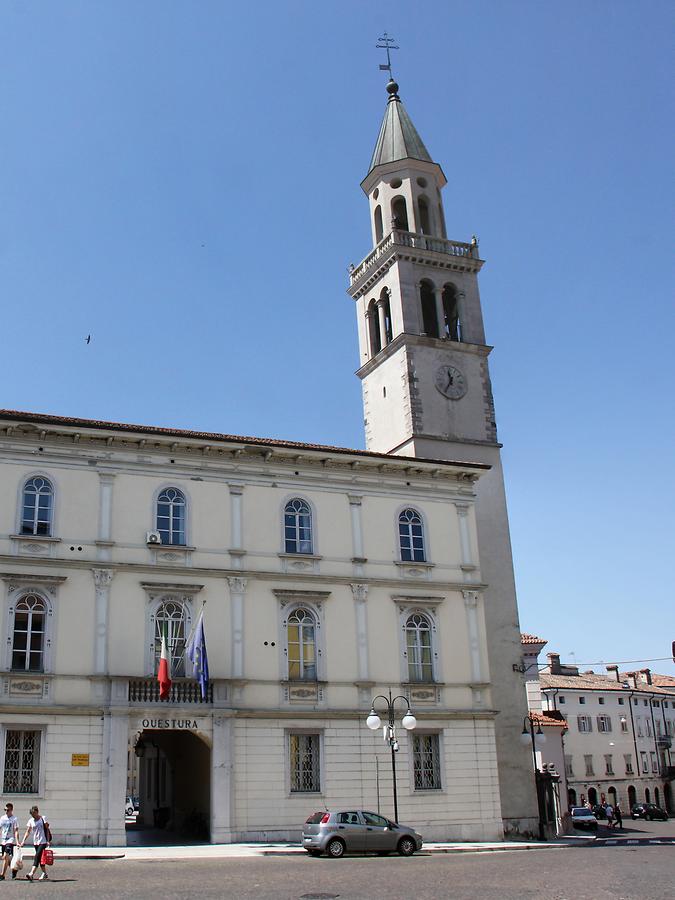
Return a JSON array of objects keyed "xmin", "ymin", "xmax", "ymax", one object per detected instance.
[{"xmin": 186, "ymin": 611, "xmax": 209, "ymax": 700}]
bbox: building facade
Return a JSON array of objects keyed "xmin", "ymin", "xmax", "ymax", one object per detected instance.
[
  {"xmin": 523, "ymin": 638, "xmax": 674, "ymax": 814},
  {"xmin": 0, "ymin": 77, "xmax": 538, "ymax": 845},
  {"xmin": 347, "ymin": 77, "xmax": 537, "ymax": 833}
]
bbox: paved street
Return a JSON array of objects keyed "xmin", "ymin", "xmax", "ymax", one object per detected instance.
[{"xmin": 9, "ymin": 841, "xmax": 673, "ymax": 899}]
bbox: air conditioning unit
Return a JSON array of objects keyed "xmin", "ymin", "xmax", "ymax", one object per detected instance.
[{"xmin": 146, "ymin": 531, "xmax": 162, "ymax": 545}]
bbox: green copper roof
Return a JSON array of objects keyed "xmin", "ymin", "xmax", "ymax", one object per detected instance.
[{"xmin": 368, "ymin": 80, "xmax": 433, "ymax": 173}]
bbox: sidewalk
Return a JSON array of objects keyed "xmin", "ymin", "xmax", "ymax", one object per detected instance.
[{"xmin": 53, "ymin": 836, "xmax": 594, "ymax": 861}]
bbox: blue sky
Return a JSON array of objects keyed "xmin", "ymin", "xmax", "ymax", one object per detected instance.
[{"xmin": 2, "ymin": 1, "xmax": 673, "ymax": 674}]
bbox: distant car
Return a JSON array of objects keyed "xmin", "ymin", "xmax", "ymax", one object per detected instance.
[
  {"xmin": 570, "ymin": 807, "xmax": 598, "ymax": 831},
  {"xmin": 631, "ymin": 803, "xmax": 668, "ymax": 821},
  {"xmin": 125, "ymin": 797, "xmax": 136, "ymax": 817},
  {"xmin": 302, "ymin": 810, "xmax": 423, "ymax": 858}
]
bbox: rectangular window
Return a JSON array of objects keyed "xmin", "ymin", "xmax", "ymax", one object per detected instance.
[
  {"xmin": 598, "ymin": 697, "xmax": 605, "ymax": 705},
  {"xmin": 620, "ymin": 716, "xmax": 628, "ymax": 733},
  {"xmin": 650, "ymin": 751, "xmax": 658, "ymax": 773},
  {"xmin": 604, "ymin": 754, "xmax": 614, "ymax": 775},
  {"xmin": 577, "ymin": 715, "xmax": 592, "ymax": 733},
  {"xmin": 645, "ymin": 719, "xmax": 653, "ymax": 737},
  {"xmin": 558, "ymin": 696, "xmax": 565, "ymax": 704},
  {"xmin": 656, "ymin": 720, "xmax": 662, "ymax": 736},
  {"xmin": 636, "ymin": 718, "xmax": 643, "ymax": 737},
  {"xmin": 3, "ymin": 730, "xmax": 40, "ymax": 793},
  {"xmin": 597, "ymin": 715, "xmax": 612, "ymax": 733},
  {"xmin": 564, "ymin": 755, "xmax": 573, "ymax": 776},
  {"xmin": 624, "ymin": 753, "xmax": 633, "ymax": 774},
  {"xmin": 289, "ymin": 733, "xmax": 320, "ymax": 793},
  {"xmin": 618, "ymin": 697, "xmax": 625, "ymax": 705},
  {"xmin": 579, "ymin": 696, "xmax": 586, "ymax": 705},
  {"xmin": 640, "ymin": 751, "xmax": 648, "ymax": 774},
  {"xmin": 412, "ymin": 733, "xmax": 441, "ymax": 790},
  {"xmin": 584, "ymin": 754, "xmax": 594, "ymax": 776}
]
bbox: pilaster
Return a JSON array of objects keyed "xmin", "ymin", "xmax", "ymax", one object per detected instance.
[
  {"xmin": 227, "ymin": 577, "xmax": 247, "ymax": 680},
  {"xmin": 92, "ymin": 568, "xmax": 114, "ymax": 674},
  {"xmin": 96, "ymin": 473, "xmax": 115, "ymax": 562}
]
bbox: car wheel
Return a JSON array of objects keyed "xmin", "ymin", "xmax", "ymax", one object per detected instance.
[
  {"xmin": 326, "ymin": 838, "xmax": 345, "ymax": 859},
  {"xmin": 397, "ymin": 837, "xmax": 416, "ymax": 857}
]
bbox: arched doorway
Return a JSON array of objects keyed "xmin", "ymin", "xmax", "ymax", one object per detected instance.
[
  {"xmin": 628, "ymin": 785, "xmax": 637, "ymax": 809},
  {"xmin": 645, "ymin": 787, "xmax": 651, "ymax": 803},
  {"xmin": 664, "ymin": 783, "xmax": 673, "ymax": 813},
  {"xmin": 131, "ymin": 729, "xmax": 211, "ymax": 844},
  {"xmin": 588, "ymin": 787, "xmax": 598, "ymax": 806},
  {"xmin": 608, "ymin": 786, "xmax": 617, "ymax": 808},
  {"xmin": 654, "ymin": 787, "xmax": 660, "ymax": 807},
  {"xmin": 568, "ymin": 788, "xmax": 577, "ymax": 808}
]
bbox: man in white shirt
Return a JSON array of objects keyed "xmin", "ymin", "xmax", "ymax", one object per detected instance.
[
  {"xmin": 0, "ymin": 802, "xmax": 19, "ymax": 880},
  {"xmin": 20, "ymin": 805, "xmax": 50, "ymax": 882}
]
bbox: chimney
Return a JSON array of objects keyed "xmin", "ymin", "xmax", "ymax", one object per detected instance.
[
  {"xmin": 547, "ymin": 652, "xmax": 561, "ymax": 675},
  {"xmin": 639, "ymin": 668, "xmax": 652, "ymax": 685},
  {"xmin": 625, "ymin": 672, "xmax": 638, "ymax": 689},
  {"xmin": 606, "ymin": 665, "xmax": 621, "ymax": 682}
]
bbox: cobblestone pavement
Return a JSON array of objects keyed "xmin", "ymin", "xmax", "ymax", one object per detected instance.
[{"xmin": 11, "ymin": 842, "xmax": 673, "ymax": 899}]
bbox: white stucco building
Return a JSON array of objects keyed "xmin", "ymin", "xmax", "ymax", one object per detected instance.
[{"xmin": 0, "ymin": 75, "xmax": 538, "ymax": 845}]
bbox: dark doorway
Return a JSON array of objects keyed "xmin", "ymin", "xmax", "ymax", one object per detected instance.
[
  {"xmin": 587, "ymin": 787, "xmax": 598, "ymax": 805},
  {"xmin": 567, "ymin": 788, "xmax": 577, "ymax": 808},
  {"xmin": 627, "ymin": 785, "xmax": 637, "ymax": 808},
  {"xmin": 664, "ymin": 783, "xmax": 673, "ymax": 813},
  {"xmin": 129, "ymin": 729, "xmax": 210, "ymax": 845},
  {"xmin": 645, "ymin": 787, "xmax": 651, "ymax": 803}
]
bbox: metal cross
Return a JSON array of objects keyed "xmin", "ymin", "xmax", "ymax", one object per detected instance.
[{"xmin": 376, "ymin": 32, "xmax": 399, "ymax": 77}]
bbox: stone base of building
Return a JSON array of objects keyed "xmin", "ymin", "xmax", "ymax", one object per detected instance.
[{"xmin": 502, "ymin": 817, "xmax": 541, "ymax": 840}]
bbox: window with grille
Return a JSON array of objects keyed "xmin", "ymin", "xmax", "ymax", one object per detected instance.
[
  {"xmin": 284, "ymin": 499, "xmax": 313, "ymax": 554},
  {"xmin": 405, "ymin": 613, "xmax": 434, "ymax": 682},
  {"xmin": 156, "ymin": 488, "xmax": 186, "ymax": 545},
  {"xmin": 577, "ymin": 716, "xmax": 592, "ymax": 733},
  {"xmin": 153, "ymin": 599, "xmax": 188, "ymax": 678},
  {"xmin": 3, "ymin": 730, "xmax": 40, "ymax": 793},
  {"xmin": 289, "ymin": 733, "xmax": 320, "ymax": 792},
  {"xmin": 413, "ymin": 733, "xmax": 441, "ymax": 790},
  {"xmin": 11, "ymin": 594, "xmax": 47, "ymax": 672},
  {"xmin": 20, "ymin": 477, "xmax": 53, "ymax": 536},
  {"xmin": 398, "ymin": 508, "xmax": 426, "ymax": 562},
  {"xmin": 286, "ymin": 608, "xmax": 317, "ymax": 681}
]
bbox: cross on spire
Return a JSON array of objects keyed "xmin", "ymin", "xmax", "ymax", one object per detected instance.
[{"xmin": 376, "ymin": 32, "xmax": 399, "ymax": 79}]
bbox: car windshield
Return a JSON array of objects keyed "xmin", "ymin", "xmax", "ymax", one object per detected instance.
[
  {"xmin": 305, "ymin": 812, "xmax": 325, "ymax": 824},
  {"xmin": 571, "ymin": 808, "xmax": 590, "ymax": 816}
]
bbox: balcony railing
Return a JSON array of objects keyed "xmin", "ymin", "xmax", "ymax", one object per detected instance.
[
  {"xmin": 656, "ymin": 735, "xmax": 672, "ymax": 749},
  {"xmin": 128, "ymin": 679, "xmax": 213, "ymax": 704},
  {"xmin": 349, "ymin": 230, "xmax": 478, "ymax": 286},
  {"xmin": 659, "ymin": 764, "xmax": 675, "ymax": 779}
]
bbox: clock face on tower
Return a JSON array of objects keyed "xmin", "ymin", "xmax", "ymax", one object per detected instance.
[{"xmin": 434, "ymin": 365, "xmax": 467, "ymax": 400}]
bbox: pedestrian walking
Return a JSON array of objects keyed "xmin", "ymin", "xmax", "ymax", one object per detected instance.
[
  {"xmin": 605, "ymin": 803, "xmax": 614, "ymax": 828},
  {"xmin": 614, "ymin": 803, "xmax": 623, "ymax": 829},
  {"xmin": 20, "ymin": 805, "xmax": 51, "ymax": 881},
  {"xmin": 0, "ymin": 803, "xmax": 19, "ymax": 880}
]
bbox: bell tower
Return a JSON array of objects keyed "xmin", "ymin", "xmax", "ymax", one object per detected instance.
[{"xmin": 347, "ymin": 77, "xmax": 539, "ymax": 836}]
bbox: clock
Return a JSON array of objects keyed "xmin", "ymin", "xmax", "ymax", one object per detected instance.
[{"xmin": 434, "ymin": 365, "xmax": 467, "ymax": 400}]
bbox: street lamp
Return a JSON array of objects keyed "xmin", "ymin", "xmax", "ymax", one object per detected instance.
[
  {"xmin": 366, "ymin": 689, "xmax": 416, "ymax": 823},
  {"xmin": 521, "ymin": 713, "xmax": 546, "ymax": 840}
]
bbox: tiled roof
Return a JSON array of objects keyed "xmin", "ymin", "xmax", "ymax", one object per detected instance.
[
  {"xmin": 530, "ymin": 710, "xmax": 567, "ymax": 728},
  {"xmin": 521, "ymin": 634, "xmax": 547, "ymax": 645},
  {"xmin": 652, "ymin": 674, "xmax": 675, "ymax": 688},
  {"xmin": 0, "ymin": 409, "xmax": 490, "ymax": 471},
  {"xmin": 541, "ymin": 672, "xmax": 675, "ymax": 696}
]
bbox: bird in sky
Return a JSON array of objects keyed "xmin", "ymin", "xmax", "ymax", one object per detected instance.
[{"xmin": 85, "ymin": 335, "xmax": 91, "ymax": 344}]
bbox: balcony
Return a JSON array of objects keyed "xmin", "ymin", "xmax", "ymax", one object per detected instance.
[
  {"xmin": 660, "ymin": 765, "xmax": 675, "ymax": 780},
  {"xmin": 348, "ymin": 230, "xmax": 480, "ymax": 291},
  {"xmin": 128, "ymin": 678, "xmax": 213, "ymax": 704},
  {"xmin": 656, "ymin": 735, "xmax": 672, "ymax": 749}
]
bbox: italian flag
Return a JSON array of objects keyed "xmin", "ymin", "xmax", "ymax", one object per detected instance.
[{"xmin": 158, "ymin": 630, "xmax": 172, "ymax": 700}]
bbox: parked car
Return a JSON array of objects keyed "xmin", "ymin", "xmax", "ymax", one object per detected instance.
[
  {"xmin": 591, "ymin": 804, "xmax": 607, "ymax": 820},
  {"xmin": 302, "ymin": 810, "xmax": 423, "ymax": 858},
  {"xmin": 630, "ymin": 803, "xmax": 669, "ymax": 821},
  {"xmin": 569, "ymin": 807, "xmax": 599, "ymax": 831},
  {"xmin": 125, "ymin": 797, "xmax": 137, "ymax": 817}
]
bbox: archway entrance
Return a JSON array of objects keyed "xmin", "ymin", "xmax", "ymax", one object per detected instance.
[
  {"xmin": 129, "ymin": 729, "xmax": 210, "ymax": 844},
  {"xmin": 645, "ymin": 787, "xmax": 651, "ymax": 803},
  {"xmin": 568, "ymin": 788, "xmax": 577, "ymax": 808},
  {"xmin": 664, "ymin": 783, "xmax": 673, "ymax": 813},
  {"xmin": 587, "ymin": 787, "xmax": 598, "ymax": 806},
  {"xmin": 655, "ymin": 787, "xmax": 660, "ymax": 807},
  {"xmin": 627, "ymin": 785, "xmax": 637, "ymax": 808}
]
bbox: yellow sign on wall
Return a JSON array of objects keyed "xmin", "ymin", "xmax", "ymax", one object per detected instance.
[{"xmin": 71, "ymin": 754, "xmax": 90, "ymax": 767}]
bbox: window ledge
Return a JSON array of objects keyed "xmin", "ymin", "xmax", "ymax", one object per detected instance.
[
  {"xmin": 278, "ymin": 553, "xmax": 323, "ymax": 561},
  {"xmin": 148, "ymin": 543, "xmax": 195, "ymax": 551},
  {"xmin": 10, "ymin": 534, "xmax": 61, "ymax": 543},
  {"xmin": 394, "ymin": 560, "xmax": 434, "ymax": 569}
]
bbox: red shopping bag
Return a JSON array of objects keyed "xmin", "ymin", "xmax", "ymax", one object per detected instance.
[{"xmin": 41, "ymin": 848, "xmax": 54, "ymax": 866}]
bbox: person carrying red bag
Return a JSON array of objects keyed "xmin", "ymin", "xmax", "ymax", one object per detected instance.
[{"xmin": 20, "ymin": 805, "xmax": 51, "ymax": 882}]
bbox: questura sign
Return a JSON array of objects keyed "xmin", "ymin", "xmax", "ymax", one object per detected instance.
[{"xmin": 141, "ymin": 718, "xmax": 199, "ymax": 730}]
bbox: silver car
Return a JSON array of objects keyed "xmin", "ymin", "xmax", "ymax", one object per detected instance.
[{"xmin": 302, "ymin": 809, "xmax": 423, "ymax": 858}]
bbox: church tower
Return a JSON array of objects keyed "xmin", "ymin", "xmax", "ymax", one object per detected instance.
[{"xmin": 348, "ymin": 78, "xmax": 539, "ymax": 835}]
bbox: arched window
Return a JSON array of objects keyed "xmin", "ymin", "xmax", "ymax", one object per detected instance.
[
  {"xmin": 374, "ymin": 205, "xmax": 383, "ymax": 243},
  {"xmin": 405, "ymin": 612, "xmax": 433, "ymax": 682},
  {"xmin": 442, "ymin": 284, "xmax": 461, "ymax": 341},
  {"xmin": 12, "ymin": 593, "xmax": 47, "ymax": 672},
  {"xmin": 367, "ymin": 299, "xmax": 382, "ymax": 356},
  {"xmin": 655, "ymin": 787, "xmax": 660, "ymax": 807},
  {"xmin": 418, "ymin": 195, "xmax": 431, "ymax": 234},
  {"xmin": 154, "ymin": 599, "xmax": 188, "ymax": 678},
  {"xmin": 644, "ymin": 787, "xmax": 650, "ymax": 803},
  {"xmin": 20, "ymin": 477, "xmax": 53, "ymax": 536},
  {"xmin": 284, "ymin": 498, "xmax": 313, "ymax": 554},
  {"xmin": 399, "ymin": 508, "xmax": 426, "ymax": 562},
  {"xmin": 568, "ymin": 788, "xmax": 577, "ymax": 808},
  {"xmin": 380, "ymin": 290, "xmax": 393, "ymax": 344},
  {"xmin": 287, "ymin": 608, "xmax": 317, "ymax": 681},
  {"xmin": 156, "ymin": 488, "xmax": 186, "ymax": 546},
  {"xmin": 419, "ymin": 282, "xmax": 439, "ymax": 338},
  {"xmin": 391, "ymin": 196, "xmax": 409, "ymax": 231}
]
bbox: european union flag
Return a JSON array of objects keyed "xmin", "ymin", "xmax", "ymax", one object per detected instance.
[{"xmin": 186, "ymin": 611, "xmax": 209, "ymax": 700}]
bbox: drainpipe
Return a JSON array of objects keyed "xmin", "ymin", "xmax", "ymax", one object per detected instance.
[
  {"xmin": 659, "ymin": 696, "xmax": 672, "ymax": 771},
  {"xmin": 627, "ymin": 691, "xmax": 640, "ymax": 790},
  {"xmin": 647, "ymin": 691, "xmax": 661, "ymax": 784}
]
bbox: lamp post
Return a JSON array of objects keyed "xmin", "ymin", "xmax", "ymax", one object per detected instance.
[
  {"xmin": 521, "ymin": 713, "xmax": 547, "ymax": 840},
  {"xmin": 366, "ymin": 689, "xmax": 417, "ymax": 823}
]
